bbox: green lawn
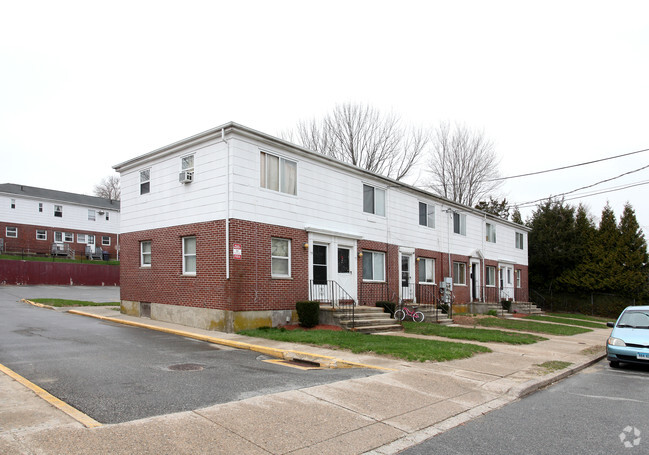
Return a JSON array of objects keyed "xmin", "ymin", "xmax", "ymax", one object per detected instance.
[
  {"xmin": 0, "ymin": 254, "xmax": 119, "ymax": 266},
  {"xmin": 402, "ymin": 321, "xmax": 547, "ymax": 344},
  {"xmin": 237, "ymin": 328, "xmax": 491, "ymax": 362},
  {"xmin": 474, "ymin": 317, "xmax": 592, "ymax": 335},
  {"xmin": 29, "ymin": 298, "xmax": 120, "ymax": 307},
  {"xmin": 523, "ymin": 315, "xmax": 607, "ymax": 329}
]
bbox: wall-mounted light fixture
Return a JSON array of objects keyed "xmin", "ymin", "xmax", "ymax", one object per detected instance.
[
  {"xmin": 358, "ymin": 252, "xmax": 363, "ymax": 258},
  {"xmin": 303, "ymin": 243, "xmax": 309, "ymax": 249}
]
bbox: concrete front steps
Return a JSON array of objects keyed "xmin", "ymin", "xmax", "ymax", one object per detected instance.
[
  {"xmin": 486, "ymin": 302, "xmax": 545, "ymax": 318},
  {"xmin": 320, "ymin": 305, "xmax": 403, "ymax": 333},
  {"xmin": 416, "ymin": 306, "xmax": 454, "ymax": 325}
]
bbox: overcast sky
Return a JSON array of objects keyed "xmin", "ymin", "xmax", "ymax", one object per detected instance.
[{"xmin": 2, "ymin": 1, "xmax": 648, "ymax": 229}]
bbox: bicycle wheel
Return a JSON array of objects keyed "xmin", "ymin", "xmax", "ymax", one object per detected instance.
[
  {"xmin": 394, "ymin": 309, "xmax": 405, "ymax": 321},
  {"xmin": 413, "ymin": 311, "xmax": 425, "ymax": 323}
]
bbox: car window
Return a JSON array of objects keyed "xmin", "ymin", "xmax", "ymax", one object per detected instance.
[{"xmin": 618, "ymin": 311, "xmax": 649, "ymax": 328}]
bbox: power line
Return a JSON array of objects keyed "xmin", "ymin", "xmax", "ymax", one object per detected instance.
[
  {"xmin": 517, "ymin": 179, "xmax": 649, "ymax": 208},
  {"xmin": 514, "ymin": 163, "xmax": 649, "ymax": 208},
  {"xmin": 489, "ymin": 147, "xmax": 649, "ymax": 182}
]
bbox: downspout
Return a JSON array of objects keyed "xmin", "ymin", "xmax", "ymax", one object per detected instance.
[{"xmin": 223, "ymin": 128, "xmax": 230, "ymax": 280}]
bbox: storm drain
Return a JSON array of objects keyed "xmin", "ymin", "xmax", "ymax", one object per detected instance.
[
  {"xmin": 263, "ymin": 359, "xmax": 323, "ymax": 370},
  {"xmin": 167, "ymin": 363, "xmax": 204, "ymax": 371}
]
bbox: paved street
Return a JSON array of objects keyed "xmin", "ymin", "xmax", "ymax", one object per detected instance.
[
  {"xmin": 0, "ymin": 286, "xmax": 380, "ymax": 423},
  {"xmin": 401, "ymin": 361, "xmax": 649, "ymax": 455}
]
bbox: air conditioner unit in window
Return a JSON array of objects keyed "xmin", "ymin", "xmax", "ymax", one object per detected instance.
[{"xmin": 179, "ymin": 171, "xmax": 194, "ymax": 183}]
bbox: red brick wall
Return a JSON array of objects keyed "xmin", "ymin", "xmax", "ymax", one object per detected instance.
[
  {"xmin": 119, "ymin": 218, "xmax": 530, "ymax": 311},
  {"xmin": 0, "ymin": 222, "xmax": 119, "ymax": 259},
  {"xmin": 119, "ymin": 219, "xmax": 309, "ymax": 312}
]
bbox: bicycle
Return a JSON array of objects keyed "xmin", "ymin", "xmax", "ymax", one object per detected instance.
[{"xmin": 394, "ymin": 305, "xmax": 425, "ymax": 322}]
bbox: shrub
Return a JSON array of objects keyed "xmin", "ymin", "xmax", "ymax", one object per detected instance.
[
  {"xmin": 296, "ymin": 301, "xmax": 319, "ymax": 328},
  {"xmin": 376, "ymin": 301, "xmax": 396, "ymax": 316},
  {"xmin": 487, "ymin": 309, "xmax": 498, "ymax": 317}
]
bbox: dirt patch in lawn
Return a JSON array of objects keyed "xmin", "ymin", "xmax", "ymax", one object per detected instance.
[{"xmin": 280, "ymin": 324, "xmax": 343, "ymax": 331}]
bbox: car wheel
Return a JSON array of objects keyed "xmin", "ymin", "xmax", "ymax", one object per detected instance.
[{"xmin": 609, "ymin": 360, "xmax": 620, "ymax": 368}]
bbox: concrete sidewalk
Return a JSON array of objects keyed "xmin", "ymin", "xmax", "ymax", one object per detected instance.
[{"xmin": 1, "ymin": 305, "xmax": 608, "ymax": 455}]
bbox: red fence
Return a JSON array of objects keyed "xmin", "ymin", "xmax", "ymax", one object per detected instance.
[{"xmin": 0, "ymin": 260, "xmax": 119, "ymax": 286}]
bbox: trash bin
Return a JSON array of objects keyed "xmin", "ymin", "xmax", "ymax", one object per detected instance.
[{"xmin": 102, "ymin": 251, "xmax": 110, "ymax": 261}]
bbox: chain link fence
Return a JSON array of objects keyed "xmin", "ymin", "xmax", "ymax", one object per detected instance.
[{"xmin": 530, "ymin": 289, "xmax": 643, "ymax": 319}]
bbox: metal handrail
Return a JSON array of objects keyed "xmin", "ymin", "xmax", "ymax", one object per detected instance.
[{"xmin": 309, "ymin": 280, "xmax": 356, "ymax": 330}]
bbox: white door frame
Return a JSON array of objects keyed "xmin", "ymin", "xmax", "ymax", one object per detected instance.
[
  {"xmin": 308, "ymin": 232, "xmax": 358, "ymax": 303},
  {"xmin": 470, "ymin": 259, "xmax": 481, "ymax": 302},
  {"xmin": 398, "ymin": 247, "xmax": 416, "ymax": 302},
  {"xmin": 499, "ymin": 263, "xmax": 515, "ymax": 301}
]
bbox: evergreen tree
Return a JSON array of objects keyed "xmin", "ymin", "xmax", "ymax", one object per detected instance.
[
  {"xmin": 475, "ymin": 197, "xmax": 510, "ymax": 219},
  {"xmin": 511, "ymin": 206, "xmax": 524, "ymax": 225},
  {"xmin": 593, "ymin": 203, "xmax": 622, "ymax": 292},
  {"xmin": 557, "ymin": 204, "xmax": 597, "ymax": 292},
  {"xmin": 617, "ymin": 203, "xmax": 649, "ymax": 297},
  {"xmin": 527, "ymin": 199, "xmax": 577, "ymax": 291}
]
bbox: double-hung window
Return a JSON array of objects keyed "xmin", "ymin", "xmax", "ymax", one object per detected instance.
[
  {"xmin": 515, "ymin": 232, "xmax": 524, "ymax": 249},
  {"xmin": 182, "ymin": 236, "xmax": 196, "ymax": 275},
  {"xmin": 260, "ymin": 152, "xmax": 297, "ymax": 195},
  {"xmin": 453, "ymin": 262, "xmax": 466, "ymax": 285},
  {"xmin": 88, "ymin": 209, "xmax": 96, "ymax": 221},
  {"xmin": 363, "ymin": 184, "xmax": 385, "ymax": 216},
  {"xmin": 38, "ymin": 202, "xmax": 43, "ymax": 212},
  {"xmin": 486, "ymin": 223, "xmax": 496, "ymax": 243},
  {"xmin": 54, "ymin": 232, "xmax": 72, "ymax": 243},
  {"xmin": 77, "ymin": 234, "xmax": 87, "ymax": 244},
  {"xmin": 516, "ymin": 269, "xmax": 522, "ymax": 288},
  {"xmin": 10, "ymin": 199, "xmax": 15, "ymax": 209},
  {"xmin": 6, "ymin": 227, "xmax": 17, "ymax": 238},
  {"xmin": 418, "ymin": 258, "xmax": 435, "ymax": 283},
  {"xmin": 36, "ymin": 230, "xmax": 47, "ymax": 240},
  {"xmin": 419, "ymin": 202, "xmax": 435, "ymax": 228},
  {"xmin": 362, "ymin": 251, "xmax": 385, "ymax": 281},
  {"xmin": 141, "ymin": 241, "xmax": 152, "ymax": 267},
  {"xmin": 102, "ymin": 236, "xmax": 111, "ymax": 246},
  {"xmin": 453, "ymin": 212, "xmax": 466, "ymax": 235},
  {"xmin": 140, "ymin": 169, "xmax": 151, "ymax": 195},
  {"xmin": 485, "ymin": 266, "xmax": 496, "ymax": 287},
  {"xmin": 271, "ymin": 238, "xmax": 291, "ymax": 277},
  {"xmin": 54, "ymin": 205, "xmax": 63, "ymax": 217}
]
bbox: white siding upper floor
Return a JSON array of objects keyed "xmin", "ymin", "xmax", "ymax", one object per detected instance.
[
  {"xmin": 0, "ymin": 185, "xmax": 120, "ymax": 234},
  {"xmin": 114, "ymin": 123, "xmax": 529, "ymax": 266}
]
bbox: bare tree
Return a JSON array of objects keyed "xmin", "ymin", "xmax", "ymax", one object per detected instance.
[
  {"xmin": 284, "ymin": 103, "xmax": 427, "ymax": 181},
  {"xmin": 425, "ymin": 122, "xmax": 501, "ymax": 206},
  {"xmin": 94, "ymin": 175, "xmax": 121, "ymax": 200}
]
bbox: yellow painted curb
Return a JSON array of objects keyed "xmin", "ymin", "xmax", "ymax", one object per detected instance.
[
  {"xmin": 68, "ymin": 310, "xmax": 394, "ymax": 371},
  {"xmin": 21, "ymin": 298, "xmax": 56, "ymax": 310},
  {"xmin": 0, "ymin": 363, "xmax": 101, "ymax": 428}
]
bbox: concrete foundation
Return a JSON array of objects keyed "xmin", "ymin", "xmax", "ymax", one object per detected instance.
[{"xmin": 120, "ymin": 301, "xmax": 298, "ymax": 333}]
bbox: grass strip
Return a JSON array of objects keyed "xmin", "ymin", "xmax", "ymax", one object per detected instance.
[
  {"xmin": 29, "ymin": 298, "xmax": 120, "ymax": 307},
  {"xmin": 524, "ymin": 315, "xmax": 607, "ymax": 328},
  {"xmin": 238, "ymin": 328, "xmax": 491, "ymax": 362},
  {"xmin": 546, "ymin": 313, "xmax": 615, "ymax": 323},
  {"xmin": 402, "ymin": 321, "xmax": 547, "ymax": 344},
  {"xmin": 474, "ymin": 318, "xmax": 592, "ymax": 335},
  {"xmin": 0, "ymin": 254, "xmax": 119, "ymax": 265}
]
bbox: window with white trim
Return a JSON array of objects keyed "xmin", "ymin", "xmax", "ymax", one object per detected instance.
[
  {"xmin": 182, "ymin": 155, "xmax": 194, "ymax": 172},
  {"xmin": 182, "ymin": 236, "xmax": 196, "ymax": 275},
  {"xmin": 453, "ymin": 261, "xmax": 466, "ymax": 285},
  {"xmin": 260, "ymin": 151, "xmax": 297, "ymax": 195},
  {"xmin": 36, "ymin": 230, "xmax": 47, "ymax": 241},
  {"xmin": 140, "ymin": 169, "xmax": 151, "ymax": 195},
  {"xmin": 102, "ymin": 236, "xmax": 111, "ymax": 246},
  {"xmin": 453, "ymin": 212, "xmax": 466, "ymax": 235},
  {"xmin": 10, "ymin": 199, "xmax": 15, "ymax": 209},
  {"xmin": 418, "ymin": 258, "xmax": 435, "ymax": 283},
  {"xmin": 88, "ymin": 209, "xmax": 96, "ymax": 221},
  {"xmin": 77, "ymin": 234, "xmax": 87, "ymax": 244},
  {"xmin": 486, "ymin": 266, "xmax": 496, "ymax": 286},
  {"xmin": 486, "ymin": 223, "xmax": 496, "ymax": 243},
  {"xmin": 515, "ymin": 232, "xmax": 524, "ymax": 249},
  {"xmin": 54, "ymin": 205, "xmax": 63, "ymax": 217},
  {"xmin": 38, "ymin": 202, "xmax": 43, "ymax": 212},
  {"xmin": 362, "ymin": 251, "xmax": 385, "ymax": 281},
  {"xmin": 363, "ymin": 184, "xmax": 385, "ymax": 216},
  {"xmin": 105, "ymin": 212, "xmax": 110, "ymax": 221},
  {"xmin": 516, "ymin": 269, "xmax": 522, "ymax": 288},
  {"xmin": 6, "ymin": 227, "xmax": 17, "ymax": 238},
  {"xmin": 419, "ymin": 202, "xmax": 435, "ymax": 228},
  {"xmin": 271, "ymin": 238, "xmax": 291, "ymax": 277},
  {"xmin": 140, "ymin": 241, "xmax": 152, "ymax": 267}
]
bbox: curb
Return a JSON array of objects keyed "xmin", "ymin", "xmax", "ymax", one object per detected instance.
[
  {"xmin": 21, "ymin": 298, "xmax": 56, "ymax": 310},
  {"xmin": 509, "ymin": 353, "xmax": 607, "ymax": 398},
  {"xmin": 67, "ymin": 310, "xmax": 394, "ymax": 371}
]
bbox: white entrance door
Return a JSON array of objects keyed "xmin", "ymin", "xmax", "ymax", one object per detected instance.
[
  {"xmin": 499, "ymin": 265, "xmax": 514, "ymax": 300},
  {"xmin": 400, "ymin": 253, "xmax": 414, "ymax": 301},
  {"xmin": 470, "ymin": 261, "xmax": 481, "ymax": 302},
  {"xmin": 309, "ymin": 233, "xmax": 358, "ymax": 304}
]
